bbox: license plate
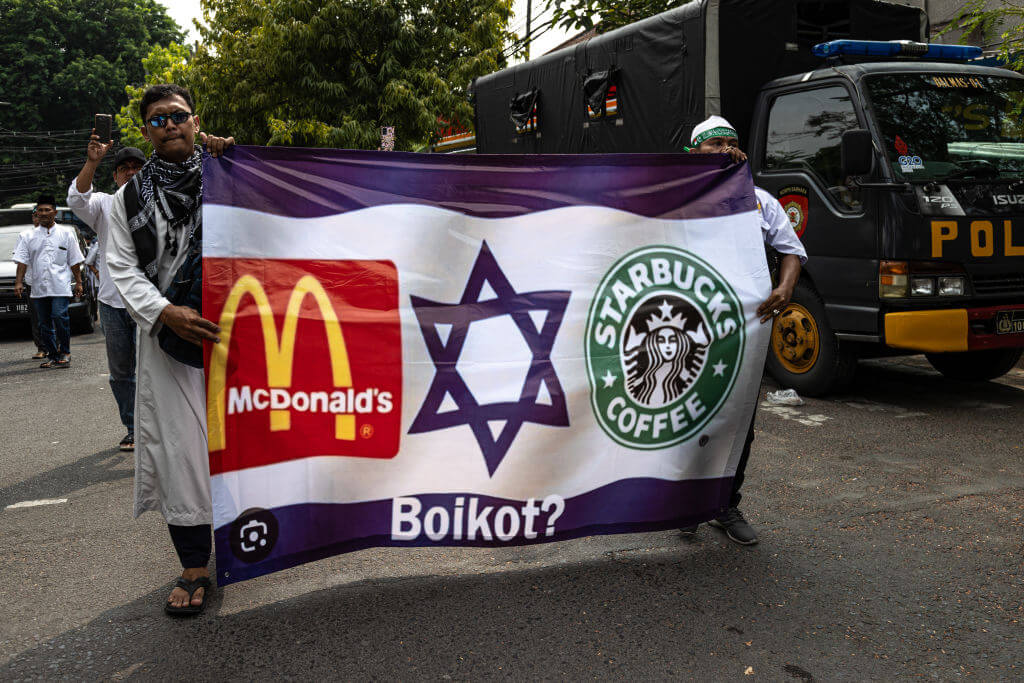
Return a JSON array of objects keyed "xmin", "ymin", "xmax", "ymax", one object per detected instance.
[
  {"xmin": 0, "ymin": 303, "xmax": 28, "ymax": 314},
  {"xmin": 995, "ymin": 310, "xmax": 1024, "ymax": 335}
]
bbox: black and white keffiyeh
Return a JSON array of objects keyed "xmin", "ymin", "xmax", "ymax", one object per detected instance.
[{"xmin": 124, "ymin": 145, "xmax": 203, "ymax": 285}]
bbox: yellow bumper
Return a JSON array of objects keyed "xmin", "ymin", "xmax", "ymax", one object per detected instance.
[{"xmin": 884, "ymin": 309, "xmax": 968, "ymax": 353}]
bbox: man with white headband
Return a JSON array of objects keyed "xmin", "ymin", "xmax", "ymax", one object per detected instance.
[{"xmin": 683, "ymin": 115, "xmax": 807, "ymax": 545}]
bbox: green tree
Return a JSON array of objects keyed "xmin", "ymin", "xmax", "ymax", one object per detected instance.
[
  {"xmin": 545, "ymin": 0, "xmax": 682, "ymax": 35},
  {"xmin": 0, "ymin": 0, "xmax": 181, "ymax": 203},
  {"xmin": 939, "ymin": 0, "xmax": 1024, "ymax": 73},
  {"xmin": 116, "ymin": 42, "xmax": 193, "ymax": 155},
  {"xmin": 185, "ymin": 0, "xmax": 516, "ymax": 150}
]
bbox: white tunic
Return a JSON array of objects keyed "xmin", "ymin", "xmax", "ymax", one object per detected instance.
[
  {"xmin": 66, "ymin": 182, "xmax": 126, "ymax": 309},
  {"xmin": 105, "ymin": 183, "xmax": 211, "ymax": 526}
]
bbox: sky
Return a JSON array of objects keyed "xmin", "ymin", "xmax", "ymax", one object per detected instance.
[{"xmin": 156, "ymin": 0, "xmax": 575, "ymax": 61}]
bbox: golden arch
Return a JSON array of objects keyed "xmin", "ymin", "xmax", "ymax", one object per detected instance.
[{"xmin": 207, "ymin": 274, "xmax": 354, "ymax": 452}]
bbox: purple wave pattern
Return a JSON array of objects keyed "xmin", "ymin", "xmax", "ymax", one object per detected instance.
[
  {"xmin": 202, "ymin": 146, "xmax": 755, "ymax": 220},
  {"xmin": 214, "ymin": 476, "xmax": 733, "ymax": 585}
]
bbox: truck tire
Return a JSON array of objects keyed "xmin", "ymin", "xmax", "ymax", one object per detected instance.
[
  {"xmin": 925, "ymin": 348, "xmax": 1022, "ymax": 381},
  {"xmin": 765, "ymin": 280, "xmax": 856, "ymax": 396}
]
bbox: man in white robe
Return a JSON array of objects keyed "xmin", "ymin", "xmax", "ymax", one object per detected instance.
[
  {"xmin": 106, "ymin": 83, "xmax": 233, "ymax": 615},
  {"xmin": 681, "ymin": 115, "xmax": 807, "ymax": 546}
]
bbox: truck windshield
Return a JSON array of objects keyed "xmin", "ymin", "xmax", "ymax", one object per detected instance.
[{"xmin": 865, "ymin": 73, "xmax": 1024, "ymax": 181}]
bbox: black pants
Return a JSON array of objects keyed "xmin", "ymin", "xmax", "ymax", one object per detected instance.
[
  {"xmin": 25, "ymin": 285, "xmax": 43, "ymax": 351},
  {"xmin": 168, "ymin": 524, "xmax": 212, "ymax": 569},
  {"xmin": 729, "ymin": 403, "xmax": 758, "ymax": 508}
]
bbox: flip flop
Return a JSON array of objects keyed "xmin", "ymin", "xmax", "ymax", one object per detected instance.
[
  {"xmin": 164, "ymin": 576, "xmax": 212, "ymax": 616},
  {"xmin": 31, "ymin": 351, "xmax": 47, "ymax": 359},
  {"xmin": 39, "ymin": 360, "xmax": 56, "ymax": 368}
]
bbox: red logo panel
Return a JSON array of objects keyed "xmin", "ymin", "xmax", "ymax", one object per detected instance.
[
  {"xmin": 779, "ymin": 193, "xmax": 809, "ymax": 238},
  {"xmin": 204, "ymin": 258, "xmax": 401, "ymax": 475}
]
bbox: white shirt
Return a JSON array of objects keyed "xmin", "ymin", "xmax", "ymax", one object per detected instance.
[
  {"xmin": 13, "ymin": 224, "xmax": 84, "ymax": 298},
  {"xmin": 17, "ymin": 227, "xmax": 34, "ymax": 288},
  {"xmin": 755, "ymin": 187, "xmax": 808, "ymax": 264},
  {"xmin": 84, "ymin": 240, "xmax": 99, "ymax": 267},
  {"xmin": 66, "ymin": 182, "xmax": 125, "ymax": 309}
]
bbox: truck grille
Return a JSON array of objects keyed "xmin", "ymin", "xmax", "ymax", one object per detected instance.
[{"xmin": 973, "ymin": 273, "xmax": 1024, "ymax": 295}]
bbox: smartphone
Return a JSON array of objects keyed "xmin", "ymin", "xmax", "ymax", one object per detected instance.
[{"xmin": 94, "ymin": 113, "xmax": 112, "ymax": 142}]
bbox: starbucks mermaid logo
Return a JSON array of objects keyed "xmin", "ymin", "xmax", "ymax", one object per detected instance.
[
  {"xmin": 624, "ymin": 298, "xmax": 710, "ymax": 408},
  {"xmin": 586, "ymin": 246, "xmax": 745, "ymax": 449}
]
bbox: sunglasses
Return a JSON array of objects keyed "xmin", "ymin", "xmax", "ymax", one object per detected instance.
[{"xmin": 146, "ymin": 111, "xmax": 194, "ymax": 128}]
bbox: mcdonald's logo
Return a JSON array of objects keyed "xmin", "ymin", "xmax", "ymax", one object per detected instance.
[{"xmin": 204, "ymin": 258, "xmax": 402, "ymax": 474}]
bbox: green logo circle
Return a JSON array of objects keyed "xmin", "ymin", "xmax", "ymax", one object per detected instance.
[{"xmin": 585, "ymin": 246, "xmax": 745, "ymax": 450}]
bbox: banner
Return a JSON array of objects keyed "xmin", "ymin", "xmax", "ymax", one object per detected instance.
[{"xmin": 203, "ymin": 147, "xmax": 771, "ymax": 584}]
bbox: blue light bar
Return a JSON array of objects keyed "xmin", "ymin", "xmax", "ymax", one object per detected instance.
[{"xmin": 813, "ymin": 40, "xmax": 983, "ymax": 61}]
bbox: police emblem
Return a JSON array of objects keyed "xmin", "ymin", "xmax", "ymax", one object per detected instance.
[
  {"xmin": 778, "ymin": 186, "xmax": 809, "ymax": 238},
  {"xmin": 585, "ymin": 246, "xmax": 745, "ymax": 449}
]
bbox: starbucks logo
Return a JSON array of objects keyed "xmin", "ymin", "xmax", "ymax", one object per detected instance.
[{"xmin": 585, "ymin": 246, "xmax": 745, "ymax": 449}]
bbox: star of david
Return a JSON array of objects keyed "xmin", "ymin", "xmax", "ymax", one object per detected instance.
[{"xmin": 408, "ymin": 241, "xmax": 571, "ymax": 476}]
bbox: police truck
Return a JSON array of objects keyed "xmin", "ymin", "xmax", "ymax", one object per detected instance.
[{"xmin": 467, "ymin": 0, "xmax": 1024, "ymax": 394}]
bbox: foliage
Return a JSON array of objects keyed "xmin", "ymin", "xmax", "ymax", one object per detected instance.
[
  {"xmin": 544, "ymin": 0, "xmax": 682, "ymax": 35},
  {"xmin": 186, "ymin": 0, "xmax": 516, "ymax": 150},
  {"xmin": 0, "ymin": 0, "xmax": 181, "ymax": 202},
  {"xmin": 938, "ymin": 0, "xmax": 1024, "ymax": 73},
  {"xmin": 116, "ymin": 43, "xmax": 194, "ymax": 155}
]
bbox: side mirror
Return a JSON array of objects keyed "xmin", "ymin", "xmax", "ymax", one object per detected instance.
[{"xmin": 841, "ymin": 129, "xmax": 875, "ymax": 177}]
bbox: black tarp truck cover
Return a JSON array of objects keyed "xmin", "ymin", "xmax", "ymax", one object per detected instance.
[{"xmin": 471, "ymin": 0, "xmax": 926, "ymax": 154}]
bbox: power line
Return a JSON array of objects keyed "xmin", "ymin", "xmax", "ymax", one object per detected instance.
[
  {"xmin": 0, "ymin": 126, "xmax": 112, "ymax": 136},
  {"xmin": 0, "ymin": 156, "xmax": 89, "ymax": 169},
  {"xmin": 0, "ymin": 128, "xmax": 125, "ymax": 144},
  {"xmin": 502, "ymin": 11, "xmax": 558, "ymax": 60},
  {"xmin": 0, "ymin": 144, "xmax": 90, "ymax": 152},
  {"xmin": 505, "ymin": 5, "xmax": 556, "ymax": 54},
  {"xmin": 0, "ymin": 183, "xmax": 76, "ymax": 192},
  {"xmin": 0, "ymin": 158, "xmax": 106, "ymax": 176},
  {"xmin": 0, "ymin": 126, "xmax": 93, "ymax": 134}
]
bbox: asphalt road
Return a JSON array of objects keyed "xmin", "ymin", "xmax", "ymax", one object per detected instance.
[{"xmin": 1, "ymin": 321, "xmax": 1021, "ymax": 680}]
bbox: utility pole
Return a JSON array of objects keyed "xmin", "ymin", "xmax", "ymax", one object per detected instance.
[{"xmin": 525, "ymin": 0, "xmax": 532, "ymax": 61}]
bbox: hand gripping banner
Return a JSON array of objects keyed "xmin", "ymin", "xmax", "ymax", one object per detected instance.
[{"xmin": 203, "ymin": 147, "xmax": 771, "ymax": 584}]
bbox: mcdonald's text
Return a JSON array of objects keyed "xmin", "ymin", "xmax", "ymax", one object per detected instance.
[{"xmin": 227, "ymin": 386, "xmax": 394, "ymax": 416}]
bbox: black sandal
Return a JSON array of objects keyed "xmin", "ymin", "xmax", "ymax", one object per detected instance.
[{"xmin": 164, "ymin": 576, "xmax": 212, "ymax": 616}]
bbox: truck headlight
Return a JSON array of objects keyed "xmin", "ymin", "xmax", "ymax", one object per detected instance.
[
  {"xmin": 879, "ymin": 261, "xmax": 908, "ymax": 298},
  {"xmin": 938, "ymin": 276, "xmax": 964, "ymax": 296},
  {"xmin": 911, "ymin": 277, "xmax": 935, "ymax": 296}
]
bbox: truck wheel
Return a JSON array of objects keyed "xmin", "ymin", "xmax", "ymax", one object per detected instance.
[
  {"xmin": 765, "ymin": 280, "xmax": 856, "ymax": 397},
  {"xmin": 925, "ymin": 348, "xmax": 1022, "ymax": 381}
]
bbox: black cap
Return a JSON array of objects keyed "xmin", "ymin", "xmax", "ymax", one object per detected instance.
[
  {"xmin": 113, "ymin": 146, "xmax": 146, "ymax": 168},
  {"xmin": 36, "ymin": 194, "xmax": 57, "ymax": 208}
]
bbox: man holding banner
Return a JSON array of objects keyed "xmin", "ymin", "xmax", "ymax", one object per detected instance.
[
  {"xmin": 105, "ymin": 83, "xmax": 233, "ymax": 615},
  {"xmin": 684, "ymin": 115, "xmax": 807, "ymax": 545},
  {"xmin": 201, "ymin": 139, "xmax": 776, "ymax": 585}
]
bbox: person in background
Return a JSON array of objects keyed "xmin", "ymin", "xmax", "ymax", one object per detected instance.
[
  {"xmin": 13, "ymin": 195, "xmax": 84, "ymax": 369},
  {"xmin": 84, "ymin": 239, "xmax": 101, "ymax": 281},
  {"xmin": 69, "ymin": 143, "xmax": 147, "ymax": 451},
  {"xmin": 22, "ymin": 210, "xmax": 48, "ymax": 359},
  {"xmin": 682, "ymin": 115, "xmax": 807, "ymax": 545}
]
